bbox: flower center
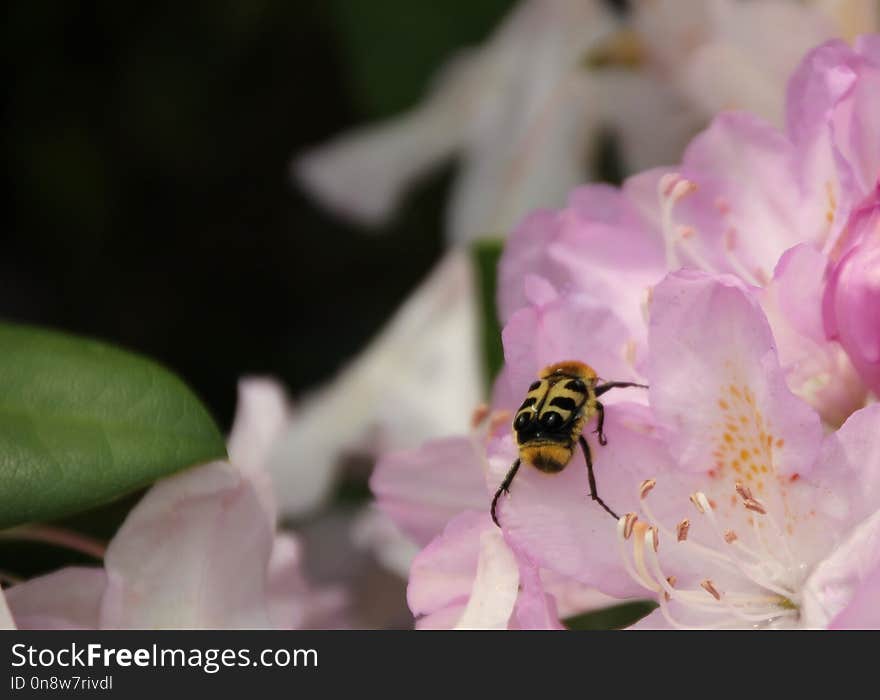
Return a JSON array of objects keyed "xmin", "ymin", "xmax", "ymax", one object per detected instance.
[
  {"xmin": 617, "ymin": 478, "xmax": 803, "ymax": 629},
  {"xmin": 657, "ymin": 173, "xmax": 769, "ymax": 286}
]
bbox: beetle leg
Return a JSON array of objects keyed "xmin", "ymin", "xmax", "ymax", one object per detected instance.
[
  {"xmin": 593, "ymin": 401, "xmax": 607, "ymax": 446},
  {"xmin": 491, "ymin": 458, "xmax": 521, "ymax": 528},
  {"xmin": 578, "ymin": 435, "xmax": 618, "ymax": 520}
]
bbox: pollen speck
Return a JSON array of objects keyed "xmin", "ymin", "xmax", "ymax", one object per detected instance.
[
  {"xmin": 775, "ymin": 438, "xmax": 784, "ymax": 448},
  {"xmin": 789, "ymin": 473, "xmax": 800, "ymax": 482},
  {"xmin": 718, "ymin": 399, "xmax": 729, "ymax": 410},
  {"xmin": 739, "ymin": 449, "xmax": 749, "ymax": 460},
  {"xmin": 723, "ymin": 433, "xmax": 733, "ymax": 444}
]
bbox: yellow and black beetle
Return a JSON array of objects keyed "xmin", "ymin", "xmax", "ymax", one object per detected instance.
[{"xmin": 491, "ymin": 360, "xmax": 646, "ymax": 527}]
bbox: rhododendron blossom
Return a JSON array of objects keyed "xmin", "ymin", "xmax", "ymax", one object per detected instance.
[
  {"xmin": 373, "ymin": 432, "xmax": 616, "ymax": 629},
  {"xmin": 374, "ymin": 36, "xmax": 880, "ymax": 629},
  {"xmin": 495, "ymin": 272, "xmax": 880, "ymax": 628},
  {"xmin": 499, "ymin": 38, "xmax": 880, "ymax": 426}
]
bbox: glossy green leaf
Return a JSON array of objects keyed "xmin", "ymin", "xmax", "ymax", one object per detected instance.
[
  {"xmin": 0, "ymin": 322, "xmax": 227, "ymax": 528},
  {"xmin": 562, "ymin": 600, "xmax": 658, "ymax": 631}
]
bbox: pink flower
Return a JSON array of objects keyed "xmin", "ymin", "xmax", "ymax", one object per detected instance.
[
  {"xmin": 498, "ymin": 37, "xmax": 880, "ymax": 426},
  {"xmin": 372, "ymin": 431, "xmax": 617, "ymax": 629},
  {"xmin": 823, "ymin": 185, "xmax": 880, "ymax": 394},
  {"xmin": 495, "ymin": 272, "xmax": 880, "ymax": 628},
  {"xmin": 5, "ymin": 379, "xmax": 344, "ymax": 630}
]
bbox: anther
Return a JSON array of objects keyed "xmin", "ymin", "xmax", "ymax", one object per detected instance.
[
  {"xmin": 724, "ymin": 529, "xmax": 738, "ymax": 544},
  {"xmin": 743, "ymin": 498, "xmax": 767, "ymax": 515},
  {"xmin": 664, "ymin": 575, "xmax": 676, "ymax": 602},
  {"xmin": 701, "ymin": 579, "xmax": 722, "ymax": 601},
  {"xmin": 689, "ymin": 493, "xmax": 706, "ymax": 514},
  {"xmin": 735, "ymin": 482, "xmax": 752, "ymax": 501},
  {"xmin": 639, "ymin": 479, "xmax": 656, "ymax": 499},
  {"xmin": 622, "ymin": 512, "xmax": 638, "ymax": 540},
  {"xmin": 651, "ymin": 526, "xmax": 659, "ymax": 553},
  {"xmin": 676, "ymin": 518, "xmax": 690, "ymax": 542}
]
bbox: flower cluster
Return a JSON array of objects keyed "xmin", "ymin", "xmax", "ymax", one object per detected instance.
[{"xmin": 373, "ymin": 37, "xmax": 880, "ymax": 629}]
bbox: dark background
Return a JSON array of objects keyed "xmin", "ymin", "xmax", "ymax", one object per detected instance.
[{"xmin": 3, "ymin": 0, "xmax": 518, "ymax": 429}]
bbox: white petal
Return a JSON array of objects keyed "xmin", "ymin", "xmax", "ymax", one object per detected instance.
[
  {"xmin": 101, "ymin": 462, "xmax": 276, "ymax": 629},
  {"xmin": 6, "ymin": 567, "xmax": 105, "ymax": 630},
  {"xmin": 454, "ymin": 528, "xmax": 520, "ymax": 629},
  {"xmin": 267, "ymin": 249, "xmax": 481, "ymax": 518}
]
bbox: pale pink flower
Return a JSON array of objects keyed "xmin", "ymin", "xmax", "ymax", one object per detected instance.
[
  {"xmin": 373, "ymin": 430, "xmax": 618, "ymax": 629},
  {"xmin": 627, "ymin": 0, "xmax": 876, "ymax": 126},
  {"xmin": 499, "ymin": 38, "xmax": 880, "ymax": 425},
  {"xmin": 494, "ymin": 272, "xmax": 880, "ymax": 629},
  {"xmin": 296, "ymin": 0, "xmax": 695, "ymax": 245},
  {"xmin": 266, "ymin": 249, "xmax": 482, "ymax": 520},
  {"xmin": 5, "ymin": 379, "xmax": 344, "ymax": 630}
]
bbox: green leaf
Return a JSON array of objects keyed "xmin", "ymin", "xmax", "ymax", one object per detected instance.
[
  {"xmin": 471, "ymin": 238, "xmax": 505, "ymax": 392},
  {"xmin": 0, "ymin": 321, "xmax": 227, "ymax": 529},
  {"xmin": 562, "ymin": 600, "xmax": 658, "ymax": 631}
]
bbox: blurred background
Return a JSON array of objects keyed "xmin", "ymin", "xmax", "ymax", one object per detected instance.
[{"xmin": 4, "ymin": 0, "xmax": 525, "ymax": 429}]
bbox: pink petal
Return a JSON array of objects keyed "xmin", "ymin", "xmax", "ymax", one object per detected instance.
[
  {"xmin": 498, "ymin": 183, "xmax": 663, "ymax": 342},
  {"xmin": 761, "ymin": 244, "xmax": 866, "ymax": 426},
  {"xmin": 509, "ymin": 547, "xmax": 564, "ymax": 630},
  {"xmin": 492, "ymin": 404, "xmax": 681, "ymax": 597},
  {"xmin": 371, "ymin": 436, "xmax": 488, "ymax": 548},
  {"xmin": 407, "ymin": 511, "xmax": 485, "ymax": 624},
  {"xmin": 101, "ymin": 462, "xmax": 276, "ymax": 629},
  {"xmin": 807, "ymin": 404, "xmax": 880, "ymax": 541},
  {"xmin": 497, "ymin": 209, "xmax": 566, "ymax": 324},
  {"xmin": 786, "ymin": 40, "xmax": 880, "ymax": 248},
  {"xmin": 829, "ymin": 559, "xmax": 880, "ymax": 629},
  {"xmin": 6, "ymin": 567, "xmax": 105, "ymax": 630},
  {"xmin": 677, "ymin": 112, "xmax": 808, "ymax": 280},
  {"xmin": 501, "ymin": 286, "xmax": 643, "ymax": 406},
  {"xmin": 802, "ymin": 509, "xmax": 880, "ymax": 628},
  {"xmin": 823, "ymin": 188, "xmax": 880, "ymax": 394},
  {"xmin": 647, "ymin": 271, "xmax": 822, "ymax": 478}
]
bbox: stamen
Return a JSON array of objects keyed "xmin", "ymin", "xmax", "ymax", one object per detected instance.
[
  {"xmin": 651, "ymin": 526, "xmax": 660, "ymax": 553},
  {"xmin": 639, "ymin": 479, "xmax": 656, "ymax": 499},
  {"xmin": 724, "ymin": 529, "xmax": 738, "ymax": 544},
  {"xmin": 701, "ymin": 579, "xmax": 722, "ymax": 600},
  {"xmin": 690, "ymin": 493, "xmax": 706, "ymax": 514},
  {"xmin": 744, "ymin": 498, "xmax": 766, "ymax": 515},
  {"xmin": 722, "ymin": 228, "xmax": 763, "ymax": 287},
  {"xmin": 622, "ymin": 512, "xmax": 638, "ymax": 540},
  {"xmin": 676, "ymin": 518, "xmax": 690, "ymax": 541},
  {"xmin": 735, "ymin": 482, "xmax": 752, "ymax": 501}
]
